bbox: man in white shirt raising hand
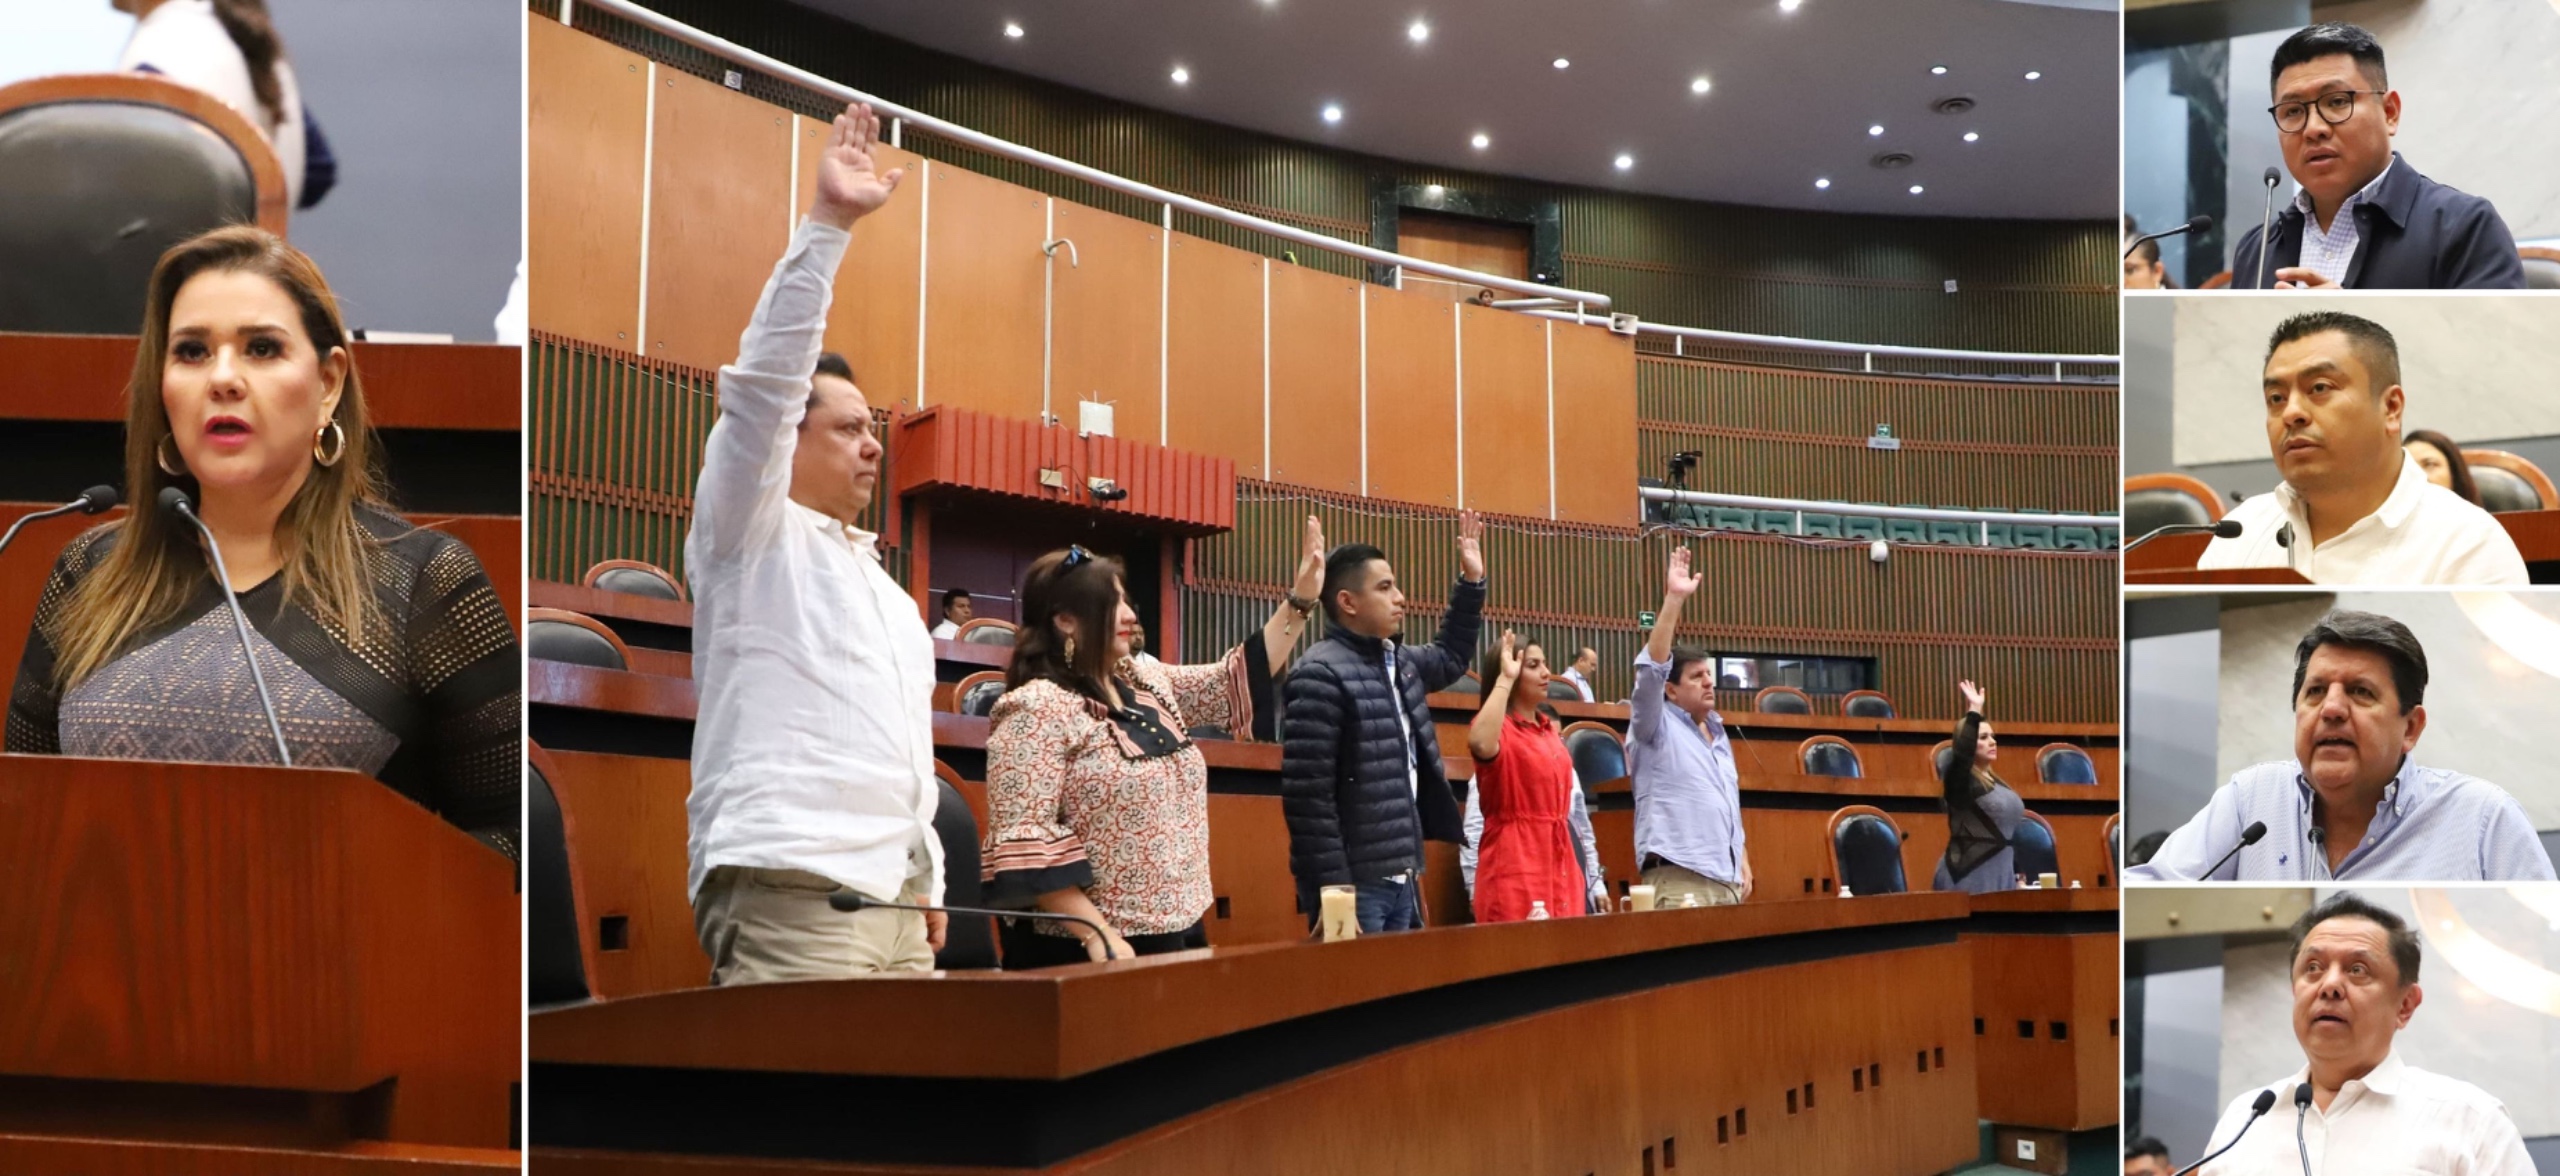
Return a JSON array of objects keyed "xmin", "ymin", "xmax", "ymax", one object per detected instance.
[{"xmin": 685, "ymin": 103, "xmax": 948, "ymax": 984}]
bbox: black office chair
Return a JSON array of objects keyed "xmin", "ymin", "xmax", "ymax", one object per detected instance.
[
  {"xmin": 932, "ymin": 776, "xmax": 997, "ymax": 970},
  {"xmin": 1931, "ymin": 741, "xmax": 1956, "ymax": 778},
  {"xmin": 1562, "ymin": 723, "xmax": 1627, "ymax": 785},
  {"xmin": 527, "ymin": 757, "xmax": 590, "ymax": 1007},
  {"xmin": 1842, "ymin": 690, "xmax": 1895, "ymax": 719},
  {"xmin": 957, "ymin": 619, "xmax": 1018, "ymax": 647},
  {"xmin": 1186, "ymin": 725, "xmax": 1230, "ymax": 741},
  {"xmin": 1755, "ymin": 686, "xmax": 1812, "ymax": 714},
  {"xmin": 1801, "ymin": 737, "xmax": 1862, "ymax": 779},
  {"xmin": 1828, "ymin": 806, "xmax": 1907, "ymax": 896},
  {"xmin": 0, "ymin": 74, "xmax": 280, "ymax": 334},
  {"xmin": 2037, "ymin": 744, "xmax": 2098, "ymax": 785},
  {"xmin": 2012, "ymin": 812, "xmax": 2059, "ymax": 882},
  {"xmin": 527, "ymin": 609, "xmax": 628, "ymax": 671},
  {"xmin": 1545, "ymin": 679, "xmax": 1585, "ymax": 702},
  {"xmin": 2123, "ymin": 487, "xmax": 2214, "ymax": 539},
  {"xmin": 2471, "ymin": 466, "xmax": 2544, "ymax": 514},
  {"xmin": 956, "ymin": 675, "xmax": 1006, "ymax": 718},
  {"xmin": 1446, "ymin": 672, "xmax": 1481, "ymax": 696},
  {"xmin": 584, "ymin": 559, "xmax": 685, "ymax": 601}
]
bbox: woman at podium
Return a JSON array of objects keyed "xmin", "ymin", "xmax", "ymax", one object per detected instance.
[
  {"xmin": 980, "ymin": 517, "xmax": 1325, "ymax": 965},
  {"xmin": 1932, "ymin": 677, "xmax": 2019, "ymax": 892},
  {"xmin": 4, "ymin": 225, "xmax": 520, "ymax": 857}
]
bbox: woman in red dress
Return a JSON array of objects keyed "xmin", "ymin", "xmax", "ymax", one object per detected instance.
[{"xmin": 1466, "ymin": 631, "xmax": 1588, "ymax": 922}]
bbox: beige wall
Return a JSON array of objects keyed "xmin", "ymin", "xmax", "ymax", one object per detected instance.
[{"xmin": 2316, "ymin": 0, "xmax": 2560, "ymax": 239}]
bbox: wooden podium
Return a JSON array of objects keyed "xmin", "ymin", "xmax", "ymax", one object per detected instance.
[
  {"xmin": 2123, "ymin": 534, "xmax": 2311, "ymax": 585},
  {"xmin": 0, "ymin": 755, "xmax": 520, "ymax": 1173},
  {"xmin": 1964, "ymin": 889, "xmax": 2119, "ymax": 1174}
]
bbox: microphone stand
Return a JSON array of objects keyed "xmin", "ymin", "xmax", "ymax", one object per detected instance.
[
  {"xmin": 2256, "ymin": 168, "xmax": 2283, "ymax": 289},
  {"xmin": 162, "ymin": 489, "xmax": 292, "ymax": 766}
]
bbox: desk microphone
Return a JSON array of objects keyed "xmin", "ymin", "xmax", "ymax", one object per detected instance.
[
  {"xmin": 2255, "ymin": 167, "xmax": 2284, "ymax": 289},
  {"xmin": 2293, "ymin": 1081, "xmax": 2316, "ymax": 1176},
  {"xmin": 2201, "ymin": 820, "xmax": 2268, "ymax": 880},
  {"xmin": 2172, "ymin": 1088, "xmax": 2281, "ymax": 1176},
  {"xmin": 0, "ymin": 485, "xmax": 120, "ymax": 560},
  {"xmin": 2125, "ymin": 519, "xmax": 2241, "ymax": 553},
  {"xmin": 827, "ymin": 890, "xmax": 1118, "ymax": 961},
  {"xmin": 2126, "ymin": 214, "xmax": 2212, "ymax": 259},
  {"xmin": 158, "ymin": 487, "xmax": 291, "ymax": 766}
]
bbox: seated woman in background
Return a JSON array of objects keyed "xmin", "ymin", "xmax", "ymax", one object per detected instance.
[
  {"xmin": 117, "ymin": 0, "xmax": 334, "ymax": 209},
  {"xmin": 1932, "ymin": 678, "xmax": 2019, "ymax": 893},
  {"xmin": 5, "ymin": 225, "xmax": 518, "ymax": 857},
  {"xmin": 2403, "ymin": 428, "xmax": 2480, "ymax": 506},
  {"xmin": 981, "ymin": 517, "xmax": 1324, "ymax": 966},
  {"xmin": 1465, "ymin": 631, "xmax": 1587, "ymax": 922}
]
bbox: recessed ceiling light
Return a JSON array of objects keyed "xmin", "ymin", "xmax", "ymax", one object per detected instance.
[
  {"xmin": 1689, "ymin": 76, "xmax": 1711, "ymax": 95},
  {"xmin": 1613, "ymin": 153, "xmax": 1634, "ymax": 170},
  {"xmin": 1868, "ymin": 124, "xmax": 1884, "ymax": 136},
  {"xmin": 1963, "ymin": 131, "xmax": 1979, "ymax": 142},
  {"xmin": 1779, "ymin": 0, "xmax": 1802, "ymax": 11},
  {"xmin": 1170, "ymin": 65, "xmax": 1190, "ymax": 84},
  {"xmin": 2024, "ymin": 70, "xmax": 2042, "ymax": 80},
  {"xmin": 1002, "ymin": 21, "xmax": 1023, "ymax": 38},
  {"xmin": 1553, "ymin": 57, "xmax": 1571, "ymax": 70},
  {"xmin": 1930, "ymin": 65, "xmax": 1947, "ymax": 75},
  {"xmin": 1408, "ymin": 19, "xmax": 1429, "ymax": 44},
  {"xmin": 1815, "ymin": 177, "xmax": 1831, "ymax": 190},
  {"xmin": 1321, "ymin": 103, "xmax": 1343, "ymax": 124},
  {"xmin": 1470, "ymin": 132, "xmax": 1490, "ymax": 149},
  {"xmin": 1909, "ymin": 184, "xmax": 1924, "ymax": 194}
]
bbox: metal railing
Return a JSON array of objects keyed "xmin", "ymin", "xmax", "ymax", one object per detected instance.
[
  {"xmin": 1641, "ymin": 486, "xmax": 2119, "ymax": 547},
  {"xmin": 1534, "ymin": 309, "xmax": 2119, "ymax": 378}
]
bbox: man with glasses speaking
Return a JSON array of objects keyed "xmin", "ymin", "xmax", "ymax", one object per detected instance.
[{"xmin": 2228, "ymin": 23, "xmax": 2524, "ymax": 290}]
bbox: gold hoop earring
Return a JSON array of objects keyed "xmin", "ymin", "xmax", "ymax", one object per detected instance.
[
  {"xmin": 155, "ymin": 434, "xmax": 186, "ymax": 477},
  {"xmin": 1063, "ymin": 634, "xmax": 1077, "ymax": 663},
  {"xmin": 313, "ymin": 420, "xmax": 346, "ymax": 468}
]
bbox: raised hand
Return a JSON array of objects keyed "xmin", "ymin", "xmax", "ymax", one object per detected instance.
[
  {"xmin": 1291, "ymin": 514, "xmax": 1326, "ymax": 602},
  {"xmin": 1958, "ymin": 678, "xmax": 1986, "ymax": 714},
  {"xmin": 1664, "ymin": 546, "xmax": 1701, "ymax": 599},
  {"xmin": 1456, "ymin": 510, "xmax": 1485, "ymax": 583},
  {"xmin": 810, "ymin": 103, "xmax": 906, "ymax": 230},
  {"xmin": 1496, "ymin": 629, "xmax": 1522, "ymax": 682}
]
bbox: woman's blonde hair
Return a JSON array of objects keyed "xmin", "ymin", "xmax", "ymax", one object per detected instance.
[{"xmin": 51, "ymin": 225, "xmax": 388, "ymax": 689}]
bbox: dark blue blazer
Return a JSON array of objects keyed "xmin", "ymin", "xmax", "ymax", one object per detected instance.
[{"xmin": 2230, "ymin": 154, "xmax": 2523, "ymax": 289}]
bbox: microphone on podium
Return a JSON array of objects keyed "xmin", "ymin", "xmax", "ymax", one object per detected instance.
[
  {"xmin": 2255, "ymin": 167, "xmax": 2284, "ymax": 289},
  {"xmin": 2125, "ymin": 518, "xmax": 2241, "ymax": 553},
  {"xmin": 2293, "ymin": 1082, "xmax": 2316, "ymax": 1176},
  {"xmin": 158, "ymin": 487, "xmax": 293, "ymax": 767},
  {"xmin": 2172, "ymin": 1088, "xmax": 2281, "ymax": 1176},
  {"xmin": 0, "ymin": 485, "xmax": 120, "ymax": 560},
  {"xmin": 2125, "ymin": 214, "xmax": 2213, "ymax": 259},
  {"xmin": 2200, "ymin": 820, "xmax": 2269, "ymax": 880},
  {"xmin": 827, "ymin": 890, "xmax": 1119, "ymax": 961}
]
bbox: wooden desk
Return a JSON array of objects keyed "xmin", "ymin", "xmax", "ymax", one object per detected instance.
[
  {"xmin": 532, "ymin": 894, "xmax": 1983, "ymax": 1175},
  {"xmin": 0, "ymin": 333, "xmax": 518, "ymax": 431},
  {"xmin": 1963, "ymin": 889, "xmax": 2118, "ymax": 1143}
]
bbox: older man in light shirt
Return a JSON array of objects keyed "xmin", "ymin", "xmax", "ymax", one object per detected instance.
[
  {"xmin": 2128, "ymin": 611, "xmax": 2552, "ymax": 883},
  {"xmin": 2196, "ymin": 311, "xmax": 2524, "ymax": 585},
  {"xmin": 1628, "ymin": 547, "xmax": 1752, "ymax": 905},
  {"xmin": 685, "ymin": 104, "xmax": 948, "ymax": 983},
  {"xmin": 2192, "ymin": 893, "xmax": 2535, "ymax": 1174}
]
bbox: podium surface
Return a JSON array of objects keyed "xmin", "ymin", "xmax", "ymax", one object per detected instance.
[
  {"xmin": 1964, "ymin": 888, "xmax": 2119, "ymax": 1135},
  {"xmin": 0, "ymin": 755, "xmax": 519, "ymax": 1172}
]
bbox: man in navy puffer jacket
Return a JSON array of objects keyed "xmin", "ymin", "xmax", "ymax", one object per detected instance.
[{"xmin": 1282, "ymin": 512, "xmax": 1487, "ymax": 933}]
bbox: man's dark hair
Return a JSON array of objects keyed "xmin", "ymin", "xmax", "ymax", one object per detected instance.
[
  {"xmin": 1321, "ymin": 543, "xmax": 1390, "ymax": 624},
  {"xmin": 2128, "ymin": 234, "xmax": 2162, "ymax": 266},
  {"xmin": 2266, "ymin": 310, "xmax": 2401, "ymax": 395},
  {"xmin": 2290, "ymin": 609, "xmax": 2427, "ymax": 713},
  {"xmin": 1667, "ymin": 646, "xmax": 1711, "ymax": 692},
  {"xmin": 2269, "ymin": 21, "xmax": 2388, "ymax": 93},
  {"xmin": 806, "ymin": 352, "xmax": 857, "ymax": 419},
  {"xmin": 2125, "ymin": 1136, "xmax": 2171, "ymax": 1163},
  {"xmin": 2288, "ymin": 890, "xmax": 2420, "ymax": 985},
  {"xmin": 940, "ymin": 587, "xmax": 971, "ymax": 617}
]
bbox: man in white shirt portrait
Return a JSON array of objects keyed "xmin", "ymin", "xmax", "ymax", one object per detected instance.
[
  {"xmin": 929, "ymin": 588, "xmax": 972, "ymax": 641},
  {"xmin": 1558, "ymin": 646, "xmax": 1598, "ymax": 703},
  {"xmin": 2195, "ymin": 892, "xmax": 2535, "ymax": 1175},
  {"xmin": 2197, "ymin": 311, "xmax": 2525, "ymax": 585},
  {"xmin": 684, "ymin": 104, "xmax": 947, "ymax": 984}
]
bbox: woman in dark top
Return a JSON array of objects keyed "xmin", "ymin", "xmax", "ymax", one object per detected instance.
[
  {"xmin": 5, "ymin": 225, "xmax": 519, "ymax": 858},
  {"xmin": 1932, "ymin": 678, "xmax": 2020, "ymax": 893}
]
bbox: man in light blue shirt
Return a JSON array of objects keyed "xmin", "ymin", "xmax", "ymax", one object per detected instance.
[
  {"xmin": 1627, "ymin": 547, "xmax": 1752, "ymax": 904},
  {"xmin": 2129, "ymin": 610, "xmax": 2553, "ymax": 882}
]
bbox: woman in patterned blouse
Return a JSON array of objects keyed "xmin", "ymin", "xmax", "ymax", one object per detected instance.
[{"xmin": 983, "ymin": 516, "xmax": 1327, "ymax": 966}]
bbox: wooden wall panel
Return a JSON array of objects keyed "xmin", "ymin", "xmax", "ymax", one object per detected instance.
[
  {"xmin": 795, "ymin": 119, "xmax": 925, "ymax": 414},
  {"xmin": 1552, "ymin": 320, "xmax": 1640, "ymax": 528},
  {"xmin": 546, "ymin": 750, "xmax": 712, "ymax": 999},
  {"xmin": 1048, "ymin": 200, "xmax": 1164, "ymax": 444},
  {"xmin": 641, "ymin": 69, "xmax": 792, "ymax": 371},
  {"xmin": 1263, "ymin": 263, "xmax": 1362, "ymax": 495},
  {"xmin": 1164, "ymin": 234, "xmax": 1266, "ymax": 478},
  {"xmin": 1457, "ymin": 303, "xmax": 1552, "ymax": 520},
  {"xmin": 526, "ymin": 17, "xmax": 648, "ymax": 354},
  {"xmin": 921, "ymin": 165, "xmax": 1046, "ymax": 420},
  {"xmin": 1204, "ymin": 795, "xmax": 1305, "ymax": 948},
  {"xmin": 1362, "ymin": 288, "xmax": 1458, "ymax": 507}
]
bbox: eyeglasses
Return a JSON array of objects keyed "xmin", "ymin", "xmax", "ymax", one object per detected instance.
[{"xmin": 2269, "ymin": 90, "xmax": 2385, "ymax": 134}]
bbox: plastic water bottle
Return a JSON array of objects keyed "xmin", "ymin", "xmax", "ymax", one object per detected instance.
[{"xmin": 1527, "ymin": 900, "xmax": 1551, "ymax": 921}]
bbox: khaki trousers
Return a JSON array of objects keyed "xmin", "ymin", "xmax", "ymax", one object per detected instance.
[
  {"xmin": 693, "ymin": 862, "xmax": 933, "ymax": 985},
  {"xmin": 1640, "ymin": 862, "xmax": 1743, "ymax": 907}
]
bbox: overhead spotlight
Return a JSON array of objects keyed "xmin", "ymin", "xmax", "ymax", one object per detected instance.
[
  {"xmin": 1170, "ymin": 65, "xmax": 1190, "ymax": 84},
  {"xmin": 1963, "ymin": 131, "xmax": 1979, "ymax": 142},
  {"xmin": 1003, "ymin": 21, "xmax": 1024, "ymax": 38},
  {"xmin": 1408, "ymin": 19, "xmax": 1429, "ymax": 43},
  {"xmin": 1613, "ymin": 153, "xmax": 1634, "ymax": 170},
  {"xmin": 1322, "ymin": 103, "xmax": 1343, "ymax": 124},
  {"xmin": 1552, "ymin": 57, "xmax": 1571, "ymax": 69},
  {"xmin": 1470, "ymin": 131, "xmax": 1490, "ymax": 149},
  {"xmin": 1815, "ymin": 177, "xmax": 1831, "ymax": 189},
  {"xmin": 2024, "ymin": 70, "xmax": 2042, "ymax": 80},
  {"xmin": 1909, "ymin": 184, "xmax": 1924, "ymax": 194},
  {"xmin": 1690, "ymin": 76, "xmax": 1711, "ymax": 95},
  {"xmin": 1779, "ymin": 0, "xmax": 1802, "ymax": 11},
  {"xmin": 1930, "ymin": 65, "xmax": 1947, "ymax": 75},
  {"xmin": 1868, "ymin": 124, "xmax": 1884, "ymax": 136},
  {"xmin": 1426, "ymin": 183, "xmax": 1444, "ymax": 196}
]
